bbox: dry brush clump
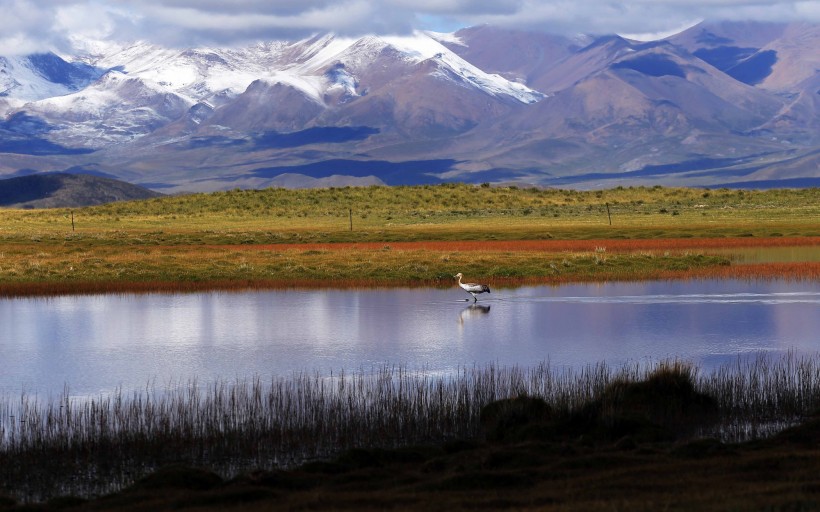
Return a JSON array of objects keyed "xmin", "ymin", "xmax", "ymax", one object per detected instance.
[{"xmin": 3, "ymin": 354, "xmax": 820, "ymax": 501}]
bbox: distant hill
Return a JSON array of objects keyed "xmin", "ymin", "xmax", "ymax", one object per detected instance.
[{"xmin": 0, "ymin": 173, "xmax": 163, "ymax": 208}]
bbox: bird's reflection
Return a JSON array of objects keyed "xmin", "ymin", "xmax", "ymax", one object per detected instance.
[{"xmin": 458, "ymin": 304, "xmax": 491, "ymax": 325}]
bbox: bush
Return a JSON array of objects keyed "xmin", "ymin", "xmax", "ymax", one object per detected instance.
[{"xmin": 480, "ymin": 395, "xmax": 552, "ymax": 442}]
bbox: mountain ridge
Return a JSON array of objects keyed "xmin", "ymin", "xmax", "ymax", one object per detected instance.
[{"xmin": 1, "ymin": 21, "xmax": 818, "ymax": 193}]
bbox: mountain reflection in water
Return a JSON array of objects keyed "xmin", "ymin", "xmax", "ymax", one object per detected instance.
[{"xmin": 1, "ymin": 280, "xmax": 817, "ymax": 396}]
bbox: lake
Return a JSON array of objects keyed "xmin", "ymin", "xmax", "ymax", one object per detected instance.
[{"xmin": 2, "ymin": 279, "xmax": 818, "ymax": 397}]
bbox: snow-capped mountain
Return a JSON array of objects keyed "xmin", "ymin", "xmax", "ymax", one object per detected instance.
[
  {"xmin": 0, "ymin": 53, "xmax": 102, "ymax": 103},
  {"xmin": 1, "ymin": 22, "xmax": 818, "ymax": 193},
  {"xmin": 85, "ymin": 41, "xmax": 288, "ymax": 106},
  {"xmin": 78, "ymin": 32, "xmax": 542, "ymax": 111},
  {"xmin": 24, "ymin": 71, "xmax": 194, "ymax": 146}
]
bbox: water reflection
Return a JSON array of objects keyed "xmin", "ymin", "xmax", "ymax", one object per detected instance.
[
  {"xmin": 1, "ymin": 280, "xmax": 818, "ymax": 396},
  {"xmin": 459, "ymin": 304, "xmax": 491, "ymax": 326}
]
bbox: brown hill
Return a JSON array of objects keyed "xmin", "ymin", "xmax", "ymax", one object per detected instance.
[{"xmin": 0, "ymin": 173, "xmax": 163, "ymax": 209}]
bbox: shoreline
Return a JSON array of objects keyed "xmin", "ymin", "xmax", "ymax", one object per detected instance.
[
  {"xmin": 2, "ymin": 262, "xmax": 818, "ymax": 299},
  {"xmin": 1, "ymin": 237, "xmax": 818, "ymax": 298}
]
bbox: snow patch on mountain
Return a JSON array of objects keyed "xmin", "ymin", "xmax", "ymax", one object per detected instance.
[
  {"xmin": 256, "ymin": 73, "xmax": 328, "ymax": 104},
  {"xmin": 380, "ymin": 33, "xmax": 544, "ymax": 103},
  {"xmin": 24, "ymin": 70, "xmax": 194, "ymax": 145},
  {"xmin": 427, "ymin": 50, "xmax": 545, "ymax": 103},
  {"xmin": 79, "ymin": 40, "xmax": 297, "ymax": 107},
  {"xmin": 11, "ymin": 30, "xmax": 543, "ymax": 114},
  {"xmin": 324, "ymin": 65, "xmax": 359, "ymax": 98},
  {"xmin": 0, "ymin": 56, "xmax": 78, "ymax": 101},
  {"xmin": 425, "ymin": 31, "xmax": 466, "ymax": 47},
  {"xmin": 287, "ymin": 31, "xmax": 545, "ymax": 104},
  {"xmin": 286, "ymin": 34, "xmax": 354, "ymax": 69},
  {"xmin": 0, "ymin": 29, "xmax": 547, "ymax": 153}
]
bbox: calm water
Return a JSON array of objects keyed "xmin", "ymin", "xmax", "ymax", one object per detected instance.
[{"xmin": 1, "ymin": 279, "xmax": 818, "ymax": 396}]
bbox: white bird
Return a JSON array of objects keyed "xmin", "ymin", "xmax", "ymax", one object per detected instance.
[{"xmin": 454, "ymin": 273, "xmax": 491, "ymax": 302}]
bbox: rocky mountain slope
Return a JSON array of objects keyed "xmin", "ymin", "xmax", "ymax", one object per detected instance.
[
  {"xmin": 0, "ymin": 173, "xmax": 163, "ymax": 208},
  {"xmin": 0, "ymin": 21, "xmax": 817, "ymax": 193}
]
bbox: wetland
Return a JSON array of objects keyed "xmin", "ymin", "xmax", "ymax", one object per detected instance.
[{"xmin": 1, "ymin": 184, "xmax": 819, "ymax": 510}]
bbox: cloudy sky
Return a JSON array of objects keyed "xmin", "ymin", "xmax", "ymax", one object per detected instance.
[{"xmin": 2, "ymin": 0, "xmax": 819, "ymax": 54}]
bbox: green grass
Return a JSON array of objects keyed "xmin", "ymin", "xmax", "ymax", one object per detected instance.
[{"xmin": 3, "ymin": 184, "xmax": 819, "ymax": 240}]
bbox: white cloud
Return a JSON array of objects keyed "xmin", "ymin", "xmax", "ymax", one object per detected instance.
[
  {"xmin": 621, "ymin": 19, "xmax": 703, "ymax": 41},
  {"xmin": 457, "ymin": 0, "xmax": 820, "ymax": 36},
  {"xmin": 0, "ymin": 0, "xmax": 818, "ymax": 54},
  {"xmin": 0, "ymin": 0, "xmax": 57, "ymax": 54}
]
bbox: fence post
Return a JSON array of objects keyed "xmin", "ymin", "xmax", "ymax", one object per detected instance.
[
  {"xmin": 606, "ymin": 203, "xmax": 611, "ymax": 226},
  {"xmin": 349, "ymin": 208, "xmax": 353, "ymax": 231}
]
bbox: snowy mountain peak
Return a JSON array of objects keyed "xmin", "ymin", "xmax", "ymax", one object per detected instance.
[
  {"xmin": 0, "ymin": 53, "xmax": 101, "ymax": 101},
  {"xmin": 383, "ymin": 32, "xmax": 545, "ymax": 103},
  {"xmin": 284, "ymin": 31, "xmax": 545, "ymax": 104},
  {"xmin": 3, "ymin": 22, "xmax": 817, "ymax": 193}
]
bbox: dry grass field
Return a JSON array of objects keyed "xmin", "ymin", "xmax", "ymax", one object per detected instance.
[{"xmin": 1, "ymin": 185, "xmax": 818, "ymax": 296}]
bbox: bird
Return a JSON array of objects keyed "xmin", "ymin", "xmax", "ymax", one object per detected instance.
[{"xmin": 454, "ymin": 273, "xmax": 491, "ymax": 302}]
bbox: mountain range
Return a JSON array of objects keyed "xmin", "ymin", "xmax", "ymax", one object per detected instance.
[{"xmin": 1, "ymin": 20, "xmax": 818, "ymax": 194}]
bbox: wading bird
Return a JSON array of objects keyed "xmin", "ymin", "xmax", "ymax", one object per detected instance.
[{"xmin": 454, "ymin": 273, "xmax": 491, "ymax": 302}]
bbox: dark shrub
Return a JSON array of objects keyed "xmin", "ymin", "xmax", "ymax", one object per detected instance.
[
  {"xmin": 480, "ymin": 395, "xmax": 553, "ymax": 442},
  {"xmin": 135, "ymin": 465, "xmax": 222, "ymax": 491},
  {"xmin": 594, "ymin": 362, "xmax": 718, "ymax": 441}
]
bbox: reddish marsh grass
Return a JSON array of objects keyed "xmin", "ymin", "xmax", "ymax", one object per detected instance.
[
  {"xmin": 1, "ymin": 237, "xmax": 817, "ymax": 297},
  {"xmin": 240, "ymin": 236, "xmax": 820, "ymax": 253},
  {"xmin": 2, "ymin": 262, "xmax": 816, "ymax": 297}
]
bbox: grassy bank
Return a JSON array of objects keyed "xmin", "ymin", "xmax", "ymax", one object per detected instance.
[
  {"xmin": 2, "ymin": 354, "xmax": 820, "ymax": 507},
  {"xmin": 3, "ymin": 185, "xmax": 819, "ymax": 239},
  {"xmin": 1, "ymin": 185, "xmax": 818, "ymax": 296}
]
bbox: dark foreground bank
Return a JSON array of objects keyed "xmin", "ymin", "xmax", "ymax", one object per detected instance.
[
  {"xmin": 5, "ymin": 414, "xmax": 820, "ymax": 511},
  {"xmin": 3, "ymin": 359, "xmax": 820, "ymax": 510}
]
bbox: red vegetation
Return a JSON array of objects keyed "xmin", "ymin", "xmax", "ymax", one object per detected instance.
[
  {"xmin": 1, "ymin": 238, "xmax": 817, "ymax": 297},
  {"xmin": 237, "ymin": 236, "xmax": 820, "ymax": 253},
  {"xmin": 2, "ymin": 262, "xmax": 817, "ymax": 298}
]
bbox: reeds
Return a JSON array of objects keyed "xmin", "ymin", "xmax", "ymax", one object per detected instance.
[
  {"xmin": 701, "ymin": 353, "xmax": 820, "ymax": 439},
  {"xmin": 2, "ymin": 353, "xmax": 820, "ymax": 501}
]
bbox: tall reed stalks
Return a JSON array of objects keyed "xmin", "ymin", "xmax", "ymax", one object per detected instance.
[{"xmin": 2, "ymin": 353, "xmax": 819, "ymax": 501}]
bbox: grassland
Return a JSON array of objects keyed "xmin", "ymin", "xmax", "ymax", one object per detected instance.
[{"xmin": 1, "ymin": 185, "xmax": 818, "ymax": 296}]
